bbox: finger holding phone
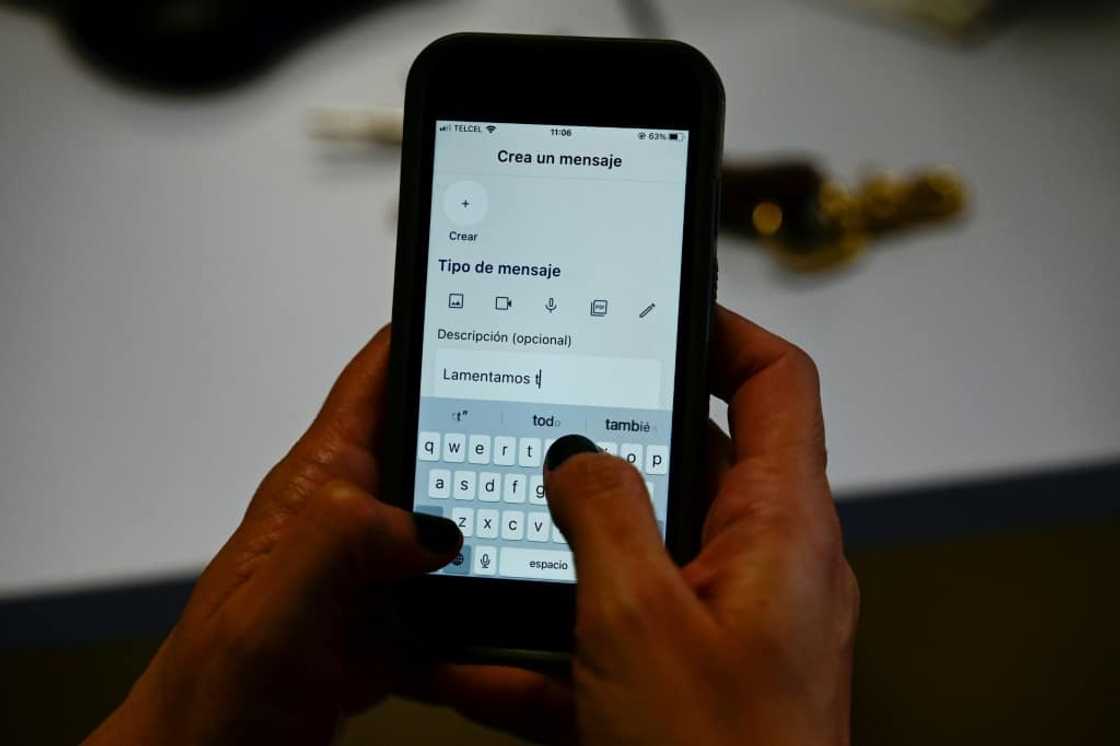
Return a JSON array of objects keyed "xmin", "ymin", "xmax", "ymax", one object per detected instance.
[{"xmin": 545, "ymin": 306, "xmax": 858, "ymax": 746}]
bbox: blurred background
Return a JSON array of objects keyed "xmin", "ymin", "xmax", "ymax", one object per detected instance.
[{"xmin": 1, "ymin": 0, "xmax": 1118, "ymax": 743}]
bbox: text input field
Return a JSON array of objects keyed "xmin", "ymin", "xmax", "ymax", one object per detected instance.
[{"xmin": 432, "ymin": 347, "xmax": 661, "ymax": 409}]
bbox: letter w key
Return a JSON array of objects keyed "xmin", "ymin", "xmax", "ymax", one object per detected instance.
[{"xmin": 443, "ymin": 433, "xmax": 466, "ymax": 462}]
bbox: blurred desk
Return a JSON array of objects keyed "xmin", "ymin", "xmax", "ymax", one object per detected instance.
[{"xmin": 1, "ymin": 0, "xmax": 1118, "ymax": 600}]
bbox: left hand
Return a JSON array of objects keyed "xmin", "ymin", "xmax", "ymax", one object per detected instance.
[{"xmin": 85, "ymin": 326, "xmax": 572, "ymax": 746}]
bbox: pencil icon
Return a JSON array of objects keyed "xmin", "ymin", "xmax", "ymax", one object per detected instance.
[{"xmin": 639, "ymin": 303, "xmax": 656, "ymax": 318}]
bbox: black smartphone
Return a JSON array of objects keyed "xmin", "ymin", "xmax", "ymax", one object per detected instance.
[{"xmin": 384, "ymin": 33, "xmax": 724, "ymax": 659}]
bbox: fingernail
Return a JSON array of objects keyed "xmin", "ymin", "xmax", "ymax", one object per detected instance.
[
  {"xmin": 545, "ymin": 434, "xmax": 600, "ymax": 470},
  {"xmin": 412, "ymin": 513, "xmax": 462, "ymax": 554}
]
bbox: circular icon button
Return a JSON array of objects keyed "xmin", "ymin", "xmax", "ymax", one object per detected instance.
[{"xmin": 443, "ymin": 180, "xmax": 488, "ymax": 226}]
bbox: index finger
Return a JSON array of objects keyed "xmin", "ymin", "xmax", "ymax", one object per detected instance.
[
  {"xmin": 306, "ymin": 324, "xmax": 393, "ymax": 452},
  {"xmin": 242, "ymin": 325, "xmax": 392, "ymax": 525},
  {"xmin": 710, "ymin": 305, "xmax": 826, "ymax": 477}
]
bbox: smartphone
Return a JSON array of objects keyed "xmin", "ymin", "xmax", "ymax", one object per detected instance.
[{"xmin": 384, "ymin": 33, "xmax": 724, "ymax": 658}]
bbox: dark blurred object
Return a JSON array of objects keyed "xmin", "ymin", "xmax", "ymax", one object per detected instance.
[
  {"xmin": 11, "ymin": 0, "xmax": 669, "ymax": 94},
  {"xmin": 18, "ymin": 0, "xmax": 395, "ymax": 93},
  {"xmin": 618, "ymin": 0, "xmax": 666, "ymax": 38},
  {"xmin": 722, "ymin": 160, "xmax": 966, "ymax": 272}
]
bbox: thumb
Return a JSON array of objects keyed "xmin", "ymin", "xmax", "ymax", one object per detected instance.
[
  {"xmin": 259, "ymin": 480, "xmax": 462, "ymax": 606},
  {"xmin": 544, "ymin": 435, "xmax": 678, "ymax": 603}
]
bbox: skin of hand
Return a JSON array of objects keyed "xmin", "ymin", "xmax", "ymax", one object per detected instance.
[
  {"xmin": 83, "ymin": 327, "xmax": 476, "ymax": 746},
  {"xmin": 86, "ymin": 305, "xmax": 857, "ymax": 746},
  {"xmin": 424, "ymin": 306, "xmax": 859, "ymax": 745}
]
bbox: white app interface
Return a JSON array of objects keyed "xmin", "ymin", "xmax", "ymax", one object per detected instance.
[{"xmin": 413, "ymin": 121, "xmax": 689, "ymax": 583}]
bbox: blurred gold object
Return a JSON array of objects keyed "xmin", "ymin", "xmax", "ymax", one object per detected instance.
[
  {"xmin": 751, "ymin": 202, "xmax": 784, "ymax": 236},
  {"xmin": 724, "ymin": 161, "xmax": 968, "ymax": 273},
  {"xmin": 309, "ymin": 107, "xmax": 404, "ymax": 145},
  {"xmin": 768, "ymin": 180, "xmax": 868, "ymax": 273},
  {"xmin": 856, "ymin": 167, "xmax": 966, "ymax": 233}
]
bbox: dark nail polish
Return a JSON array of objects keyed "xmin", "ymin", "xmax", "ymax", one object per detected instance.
[
  {"xmin": 412, "ymin": 512, "xmax": 462, "ymax": 554},
  {"xmin": 545, "ymin": 434, "xmax": 601, "ymax": 470}
]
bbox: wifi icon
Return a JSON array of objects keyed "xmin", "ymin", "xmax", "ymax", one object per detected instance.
[{"xmin": 486, "ymin": 125, "xmax": 497, "ymax": 133}]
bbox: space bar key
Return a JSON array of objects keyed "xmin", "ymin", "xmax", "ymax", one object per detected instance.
[{"xmin": 498, "ymin": 547, "xmax": 575, "ymax": 582}]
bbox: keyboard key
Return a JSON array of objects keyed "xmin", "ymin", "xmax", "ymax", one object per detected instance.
[
  {"xmin": 503, "ymin": 472, "xmax": 526, "ymax": 503},
  {"xmin": 529, "ymin": 474, "xmax": 546, "ymax": 505},
  {"xmin": 501, "ymin": 510, "xmax": 525, "ymax": 540},
  {"xmin": 451, "ymin": 507, "xmax": 474, "ymax": 538},
  {"xmin": 443, "ymin": 433, "xmax": 466, "ymax": 463},
  {"xmin": 414, "ymin": 505, "xmax": 445, "ymax": 518},
  {"xmin": 418, "ymin": 432, "xmax": 441, "ymax": 461},
  {"xmin": 527, "ymin": 511, "xmax": 551, "ymax": 542},
  {"xmin": 620, "ymin": 443, "xmax": 643, "ymax": 468},
  {"xmin": 476, "ymin": 508, "xmax": 499, "ymax": 539},
  {"xmin": 518, "ymin": 437, "xmax": 542, "ymax": 467},
  {"xmin": 645, "ymin": 445, "xmax": 669, "ymax": 475},
  {"xmin": 428, "ymin": 468, "xmax": 451, "ymax": 499},
  {"xmin": 597, "ymin": 441, "xmax": 618, "ymax": 455},
  {"xmin": 645, "ymin": 481, "xmax": 655, "ymax": 501},
  {"xmin": 499, "ymin": 547, "xmax": 574, "ymax": 581},
  {"xmin": 544, "ymin": 438, "xmax": 557, "ymax": 458},
  {"xmin": 468, "ymin": 434, "xmax": 491, "ymax": 464},
  {"xmin": 494, "ymin": 436, "xmax": 517, "ymax": 465},
  {"xmin": 552, "ymin": 523, "xmax": 568, "ymax": 545},
  {"xmin": 473, "ymin": 545, "xmax": 498, "ymax": 576},
  {"xmin": 477, "ymin": 472, "xmax": 501, "ymax": 501},
  {"xmin": 453, "ymin": 470, "xmax": 476, "ymax": 500},
  {"xmin": 444, "ymin": 544, "xmax": 470, "ymax": 575}
]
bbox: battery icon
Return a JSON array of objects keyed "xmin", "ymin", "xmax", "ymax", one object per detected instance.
[{"xmin": 668, "ymin": 132, "xmax": 680, "ymax": 140}]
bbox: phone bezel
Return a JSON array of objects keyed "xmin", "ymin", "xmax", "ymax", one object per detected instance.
[{"xmin": 385, "ymin": 33, "xmax": 724, "ymax": 656}]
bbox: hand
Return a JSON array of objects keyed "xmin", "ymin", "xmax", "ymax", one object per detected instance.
[
  {"xmin": 85, "ymin": 327, "xmax": 469, "ymax": 746},
  {"xmin": 547, "ymin": 305, "xmax": 858, "ymax": 745},
  {"xmin": 425, "ymin": 306, "xmax": 858, "ymax": 745}
]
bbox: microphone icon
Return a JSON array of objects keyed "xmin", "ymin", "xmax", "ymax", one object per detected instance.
[
  {"xmin": 545, "ymin": 297, "xmax": 557, "ymax": 313},
  {"xmin": 480, "ymin": 553, "xmax": 491, "ymax": 569}
]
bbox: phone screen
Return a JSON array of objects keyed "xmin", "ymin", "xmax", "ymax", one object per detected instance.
[{"xmin": 412, "ymin": 121, "xmax": 690, "ymax": 583}]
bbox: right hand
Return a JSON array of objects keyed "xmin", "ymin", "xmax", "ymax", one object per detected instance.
[
  {"xmin": 546, "ymin": 305, "xmax": 858, "ymax": 745},
  {"xmin": 416, "ymin": 305, "xmax": 858, "ymax": 745}
]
